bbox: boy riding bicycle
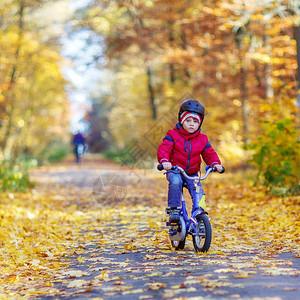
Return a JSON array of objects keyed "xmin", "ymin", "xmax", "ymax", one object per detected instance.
[{"xmin": 157, "ymin": 99, "xmax": 224, "ymax": 224}]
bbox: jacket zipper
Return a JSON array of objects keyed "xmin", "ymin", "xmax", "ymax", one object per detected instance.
[{"xmin": 186, "ymin": 140, "xmax": 192, "ymax": 172}]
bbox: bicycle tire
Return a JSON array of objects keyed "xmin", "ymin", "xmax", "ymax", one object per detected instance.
[
  {"xmin": 170, "ymin": 216, "xmax": 186, "ymax": 250},
  {"xmin": 171, "ymin": 239, "xmax": 185, "ymax": 250},
  {"xmin": 75, "ymin": 144, "xmax": 84, "ymax": 163},
  {"xmin": 192, "ymin": 214, "xmax": 211, "ymax": 253}
]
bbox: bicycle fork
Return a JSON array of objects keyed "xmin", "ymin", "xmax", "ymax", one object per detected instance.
[
  {"xmin": 180, "ymin": 193, "xmax": 200, "ymax": 237},
  {"xmin": 191, "ymin": 179, "xmax": 207, "ymax": 214}
]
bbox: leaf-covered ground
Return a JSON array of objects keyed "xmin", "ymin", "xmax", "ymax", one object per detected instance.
[{"xmin": 0, "ymin": 155, "xmax": 299, "ymax": 299}]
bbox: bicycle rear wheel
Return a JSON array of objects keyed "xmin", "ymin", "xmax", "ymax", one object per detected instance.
[
  {"xmin": 169, "ymin": 217, "xmax": 186, "ymax": 250},
  {"xmin": 171, "ymin": 239, "xmax": 185, "ymax": 250},
  {"xmin": 192, "ymin": 214, "xmax": 211, "ymax": 252}
]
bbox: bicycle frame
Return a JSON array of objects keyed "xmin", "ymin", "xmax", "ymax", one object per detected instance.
[{"xmin": 174, "ymin": 167, "xmax": 212, "ymax": 239}]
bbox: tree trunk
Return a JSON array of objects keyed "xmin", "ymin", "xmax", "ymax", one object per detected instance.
[
  {"xmin": 169, "ymin": 64, "xmax": 175, "ymax": 84},
  {"xmin": 235, "ymin": 29, "xmax": 249, "ymax": 144},
  {"xmin": 240, "ymin": 63, "xmax": 249, "ymax": 144},
  {"xmin": 294, "ymin": 26, "xmax": 300, "ymax": 116},
  {"xmin": 146, "ymin": 64, "xmax": 157, "ymax": 120},
  {"xmin": 169, "ymin": 28, "xmax": 175, "ymax": 84},
  {"xmin": 181, "ymin": 30, "xmax": 190, "ymax": 80},
  {"xmin": 262, "ymin": 30, "xmax": 274, "ymax": 101},
  {"xmin": 2, "ymin": 0, "xmax": 24, "ymax": 157}
]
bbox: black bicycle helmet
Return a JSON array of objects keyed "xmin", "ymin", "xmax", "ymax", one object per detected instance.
[{"xmin": 178, "ymin": 99, "xmax": 205, "ymax": 127}]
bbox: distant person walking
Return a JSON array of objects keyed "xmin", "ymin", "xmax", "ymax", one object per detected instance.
[{"xmin": 72, "ymin": 131, "xmax": 85, "ymax": 163}]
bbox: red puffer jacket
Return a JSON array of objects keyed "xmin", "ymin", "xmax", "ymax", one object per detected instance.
[{"xmin": 157, "ymin": 123, "xmax": 221, "ymax": 174}]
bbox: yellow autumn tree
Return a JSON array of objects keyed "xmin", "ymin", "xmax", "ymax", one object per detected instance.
[{"xmin": 0, "ymin": 0, "xmax": 71, "ymax": 163}]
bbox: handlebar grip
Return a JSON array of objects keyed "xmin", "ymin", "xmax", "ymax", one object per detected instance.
[
  {"xmin": 206, "ymin": 165, "xmax": 225, "ymax": 173},
  {"xmin": 157, "ymin": 164, "xmax": 177, "ymax": 171},
  {"xmin": 157, "ymin": 164, "xmax": 164, "ymax": 171}
]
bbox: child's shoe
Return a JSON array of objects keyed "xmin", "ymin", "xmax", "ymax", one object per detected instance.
[{"xmin": 169, "ymin": 208, "xmax": 180, "ymax": 224}]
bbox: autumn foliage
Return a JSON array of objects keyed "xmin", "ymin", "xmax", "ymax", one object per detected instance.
[
  {"xmin": 247, "ymin": 118, "xmax": 300, "ymax": 194},
  {"xmin": 0, "ymin": 1, "xmax": 70, "ymax": 166},
  {"xmin": 76, "ymin": 0, "xmax": 299, "ymax": 193}
]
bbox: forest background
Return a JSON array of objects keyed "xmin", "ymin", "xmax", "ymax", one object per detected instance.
[{"xmin": 0, "ymin": 0, "xmax": 299, "ymax": 195}]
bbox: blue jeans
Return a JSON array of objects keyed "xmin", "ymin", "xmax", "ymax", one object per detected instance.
[{"xmin": 166, "ymin": 171, "xmax": 204, "ymax": 208}]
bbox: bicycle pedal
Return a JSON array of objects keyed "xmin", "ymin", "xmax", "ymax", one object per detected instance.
[
  {"xmin": 166, "ymin": 222, "xmax": 179, "ymax": 226},
  {"xmin": 169, "ymin": 229, "xmax": 178, "ymax": 236}
]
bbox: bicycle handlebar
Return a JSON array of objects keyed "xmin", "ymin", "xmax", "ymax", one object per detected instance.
[{"xmin": 157, "ymin": 164, "xmax": 225, "ymax": 181}]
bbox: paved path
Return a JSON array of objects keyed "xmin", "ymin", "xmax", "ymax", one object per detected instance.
[{"xmin": 31, "ymin": 155, "xmax": 300, "ymax": 300}]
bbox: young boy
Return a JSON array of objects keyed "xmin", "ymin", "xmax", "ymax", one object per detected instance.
[{"xmin": 157, "ymin": 99, "xmax": 223, "ymax": 223}]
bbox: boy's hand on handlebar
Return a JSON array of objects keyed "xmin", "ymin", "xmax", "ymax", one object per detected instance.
[
  {"xmin": 214, "ymin": 164, "xmax": 224, "ymax": 173},
  {"xmin": 162, "ymin": 162, "xmax": 172, "ymax": 170}
]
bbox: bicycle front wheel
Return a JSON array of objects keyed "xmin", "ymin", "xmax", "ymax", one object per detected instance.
[{"xmin": 193, "ymin": 214, "xmax": 211, "ymax": 253}]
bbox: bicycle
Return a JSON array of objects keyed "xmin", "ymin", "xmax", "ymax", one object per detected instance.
[
  {"xmin": 74, "ymin": 143, "xmax": 85, "ymax": 163},
  {"xmin": 157, "ymin": 164, "xmax": 225, "ymax": 252}
]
